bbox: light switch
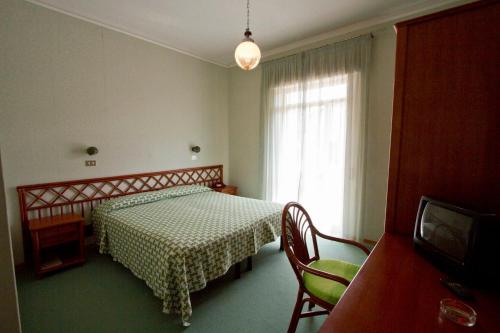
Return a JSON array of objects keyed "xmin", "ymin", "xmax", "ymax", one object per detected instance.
[{"xmin": 191, "ymin": 155, "xmax": 198, "ymax": 161}]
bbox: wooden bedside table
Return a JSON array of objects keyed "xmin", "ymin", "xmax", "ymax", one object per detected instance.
[
  {"xmin": 28, "ymin": 214, "xmax": 85, "ymax": 277},
  {"xmin": 212, "ymin": 185, "xmax": 238, "ymax": 195}
]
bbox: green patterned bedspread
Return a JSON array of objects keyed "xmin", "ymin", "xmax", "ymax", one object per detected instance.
[{"xmin": 92, "ymin": 185, "xmax": 282, "ymax": 323}]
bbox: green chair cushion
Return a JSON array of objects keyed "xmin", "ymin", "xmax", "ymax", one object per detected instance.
[{"xmin": 303, "ymin": 259, "xmax": 360, "ymax": 305}]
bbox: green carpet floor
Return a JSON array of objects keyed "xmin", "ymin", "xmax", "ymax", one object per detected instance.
[{"xmin": 16, "ymin": 238, "xmax": 367, "ymax": 333}]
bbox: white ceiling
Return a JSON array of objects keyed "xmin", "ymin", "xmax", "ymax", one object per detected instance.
[{"xmin": 27, "ymin": 0, "xmax": 463, "ymax": 67}]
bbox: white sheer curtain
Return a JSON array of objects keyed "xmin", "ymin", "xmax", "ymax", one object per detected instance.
[{"xmin": 261, "ymin": 36, "xmax": 371, "ymax": 240}]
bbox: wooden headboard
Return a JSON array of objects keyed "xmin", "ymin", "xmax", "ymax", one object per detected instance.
[{"xmin": 16, "ymin": 164, "xmax": 223, "ymax": 226}]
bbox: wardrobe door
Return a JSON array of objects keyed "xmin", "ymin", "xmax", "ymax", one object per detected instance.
[{"xmin": 386, "ymin": 1, "xmax": 500, "ymax": 234}]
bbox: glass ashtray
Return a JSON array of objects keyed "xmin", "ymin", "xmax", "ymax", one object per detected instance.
[{"xmin": 440, "ymin": 298, "xmax": 477, "ymax": 327}]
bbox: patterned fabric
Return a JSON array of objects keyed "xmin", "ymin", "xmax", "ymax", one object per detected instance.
[
  {"xmin": 97, "ymin": 184, "xmax": 211, "ymax": 212},
  {"xmin": 92, "ymin": 186, "xmax": 283, "ymax": 323}
]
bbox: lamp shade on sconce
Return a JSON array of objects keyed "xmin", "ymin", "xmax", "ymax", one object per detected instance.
[{"xmin": 86, "ymin": 146, "xmax": 99, "ymax": 155}]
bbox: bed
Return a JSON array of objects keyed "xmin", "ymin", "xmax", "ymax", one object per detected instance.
[
  {"xmin": 16, "ymin": 165, "xmax": 282, "ymax": 325},
  {"xmin": 92, "ymin": 184, "xmax": 282, "ymax": 324}
]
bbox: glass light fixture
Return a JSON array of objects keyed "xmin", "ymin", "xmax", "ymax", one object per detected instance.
[{"xmin": 235, "ymin": 0, "xmax": 261, "ymax": 70}]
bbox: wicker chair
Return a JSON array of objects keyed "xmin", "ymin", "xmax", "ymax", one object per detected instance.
[{"xmin": 281, "ymin": 202, "xmax": 370, "ymax": 333}]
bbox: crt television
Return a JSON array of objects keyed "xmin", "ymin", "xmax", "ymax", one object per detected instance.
[{"xmin": 413, "ymin": 196, "xmax": 498, "ymax": 283}]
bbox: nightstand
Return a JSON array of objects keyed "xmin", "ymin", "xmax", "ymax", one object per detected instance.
[
  {"xmin": 212, "ymin": 185, "xmax": 238, "ymax": 195},
  {"xmin": 28, "ymin": 214, "xmax": 85, "ymax": 277}
]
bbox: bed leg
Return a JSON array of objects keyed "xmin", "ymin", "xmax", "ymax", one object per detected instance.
[
  {"xmin": 247, "ymin": 256, "xmax": 253, "ymax": 271},
  {"xmin": 279, "ymin": 236, "xmax": 284, "ymax": 252},
  {"xmin": 235, "ymin": 261, "xmax": 241, "ymax": 279}
]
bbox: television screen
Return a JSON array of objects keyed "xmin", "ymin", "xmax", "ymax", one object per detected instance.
[{"xmin": 420, "ymin": 202, "xmax": 473, "ymax": 263}]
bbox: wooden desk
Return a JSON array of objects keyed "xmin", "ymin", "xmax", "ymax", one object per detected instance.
[{"xmin": 318, "ymin": 233, "xmax": 500, "ymax": 333}]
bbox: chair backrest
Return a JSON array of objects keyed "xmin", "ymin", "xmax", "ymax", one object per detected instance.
[{"xmin": 281, "ymin": 202, "xmax": 320, "ymax": 285}]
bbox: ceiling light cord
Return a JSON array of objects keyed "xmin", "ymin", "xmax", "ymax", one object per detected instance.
[{"xmin": 246, "ymin": 0, "xmax": 250, "ymax": 31}]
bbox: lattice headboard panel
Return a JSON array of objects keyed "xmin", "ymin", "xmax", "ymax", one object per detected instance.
[{"xmin": 17, "ymin": 165, "xmax": 223, "ymax": 224}]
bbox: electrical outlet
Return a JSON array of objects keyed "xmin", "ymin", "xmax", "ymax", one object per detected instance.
[
  {"xmin": 191, "ymin": 155, "xmax": 198, "ymax": 161},
  {"xmin": 85, "ymin": 160, "xmax": 96, "ymax": 167}
]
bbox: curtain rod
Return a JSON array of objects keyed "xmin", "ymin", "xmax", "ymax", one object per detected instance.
[{"xmin": 262, "ymin": 32, "xmax": 374, "ymax": 65}]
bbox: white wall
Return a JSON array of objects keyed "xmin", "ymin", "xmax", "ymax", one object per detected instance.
[
  {"xmin": 228, "ymin": 68, "xmax": 262, "ymax": 199},
  {"xmin": 362, "ymin": 29, "xmax": 396, "ymax": 241},
  {"xmin": 0, "ymin": 148, "xmax": 22, "ymax": 333},
  {"xmin": 228, "ymin": 28, "xmax": 396, "ymax": 242},
  {"xmin": 0, "ymin": 0, "xmax": 229, "ymax": 264}
]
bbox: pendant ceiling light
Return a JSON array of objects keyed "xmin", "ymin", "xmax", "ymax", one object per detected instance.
[{"xmin": 234, "ymin": 0, "xmax": 261, "ymax": 70}]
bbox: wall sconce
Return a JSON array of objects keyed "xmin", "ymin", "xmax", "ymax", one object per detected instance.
[
  {"xmin": 191, "ymin": 145, "xmax": 200, "ymax": 161},
  {"xmin": 86, "ymin": 146, "xmax": 99, "ymax": 155}
]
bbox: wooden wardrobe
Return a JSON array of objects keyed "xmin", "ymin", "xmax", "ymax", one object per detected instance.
[{"xmin": 385, "ymin": 0, "xmax": 500, "ymax": 234}]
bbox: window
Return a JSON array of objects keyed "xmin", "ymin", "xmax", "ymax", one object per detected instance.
[
  {"xmin": 262, "ymin": 35, "xmax": 371, "ymax": 240},
  {"xmin": 271, "ymin": 75, "xmax": 348, "ymax": 235}
]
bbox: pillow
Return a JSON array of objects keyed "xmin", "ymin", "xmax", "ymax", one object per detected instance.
[
  {"xmin": 96, "ymin": 184, "xmax": 212, "ymax": 212},
  {"xmin": 162, "ymin": 184, "xmax": 212, "ymax": 199}
]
